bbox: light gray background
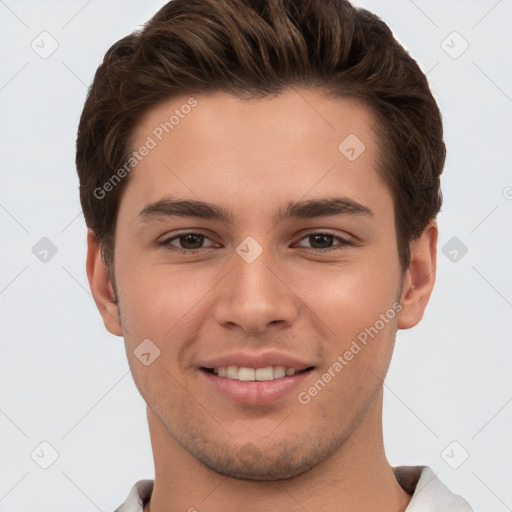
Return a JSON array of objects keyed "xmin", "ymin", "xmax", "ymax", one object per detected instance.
[{"xmin": 1, "ymin": 1, "xmax": 511, "ymax": 511}]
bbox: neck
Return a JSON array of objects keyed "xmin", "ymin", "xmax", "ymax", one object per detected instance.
[{"xmin": 145, "ymin": 390, "xmax": 411, "ymax": 512}]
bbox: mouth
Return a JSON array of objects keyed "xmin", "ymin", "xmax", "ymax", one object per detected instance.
[
  {"xmin": 199, "ymin": 364, "xmax": 315, "ymax": 406},
  {"xmin": 201, "ymin": 365, "xmax": 314, "ymax": 381}
]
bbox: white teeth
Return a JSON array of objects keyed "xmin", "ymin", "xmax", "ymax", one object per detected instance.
[
  {"xmin": 273, "ymin": 366, "xmax": 286, "ymax": 378},
  {"xmin": 211, "ymin": 365, "xmax": 302, "ymax": 381},
  {"xmin": 238, "ymin": 367, "xmax": 255, "ymax": 381},
  {"xmin": 255, "ymin": 367, "xmax": 273, "ymax": 381},
  {"xmin": 226, "ymin": 365, "xmax": 238, "ymax": 379}
]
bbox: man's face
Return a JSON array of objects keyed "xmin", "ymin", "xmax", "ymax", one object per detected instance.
[{"xmin": 110, "ymin": 89, "xmax": 404, "ymax": 479}]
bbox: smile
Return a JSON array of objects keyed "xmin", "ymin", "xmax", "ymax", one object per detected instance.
[{"xmin": 204, "ymin": 365, "xmax": 310, "ymax": 381}]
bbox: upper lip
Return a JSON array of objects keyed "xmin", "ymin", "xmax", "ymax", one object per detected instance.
[{"xmin": 199, "ymin": 350, "xmax": 314, "ymax": 371}]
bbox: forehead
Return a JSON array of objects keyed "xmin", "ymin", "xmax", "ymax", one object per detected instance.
[
  {"xmin": 136, "ymin": 88, "xmax": 380, "ymax": 154},
  {"xmin": 123, "ymin": 88, "xmax": 391, "ymax": 222}
]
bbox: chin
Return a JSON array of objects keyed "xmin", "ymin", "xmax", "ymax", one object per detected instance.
[
  {"xmin": 197, "ymin": 453, "xmax": 315, "ymax": 481},
  {"xmin": 183, "ymin": 434, "xmax": 341, "ymax": 482}
]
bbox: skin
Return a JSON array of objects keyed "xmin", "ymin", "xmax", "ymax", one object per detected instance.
[{"xmin": 87, "ymin": 89, "xmax": 437, "ymax": 512}]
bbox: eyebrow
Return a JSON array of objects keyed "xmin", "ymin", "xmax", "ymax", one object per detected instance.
[{"xmin": 137, "ymin": 195, "xmax": 374, "ymax": 224}]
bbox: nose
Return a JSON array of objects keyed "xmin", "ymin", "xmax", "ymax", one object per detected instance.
[{"xmin": 213, "ymin": 243, "xmax": 299, "ymax": 334}]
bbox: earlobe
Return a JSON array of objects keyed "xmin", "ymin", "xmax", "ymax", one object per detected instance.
[
  {"xmin": 86, "ymin": 229, "xmax": 123, "ymax": 337},
  {"xmin": 397, "ymin": 221, "xmax": 438, "ymax": 330}
]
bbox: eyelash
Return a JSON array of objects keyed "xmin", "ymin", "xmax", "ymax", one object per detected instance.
[{"xmin": 160, "ymin": 231, "xmax": 354, "ymax": 254}]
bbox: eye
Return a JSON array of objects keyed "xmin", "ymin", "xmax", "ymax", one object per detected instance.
[
  {"xmin": 159, "ymin": 230, "xmax": 354, "ymax": 254},
  {"xmin": 160, "ymin": 232, "xmax": 219, "ymax": 253},
  {"xmin": 295, "ymin": 232, "xmax": 353, "ymax": 251}
]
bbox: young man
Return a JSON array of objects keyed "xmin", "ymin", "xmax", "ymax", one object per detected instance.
[{"xmin": 76, "ymin": 0, "xmax": 473, "ymax": 510}]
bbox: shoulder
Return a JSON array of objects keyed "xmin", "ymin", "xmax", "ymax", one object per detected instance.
[
  {"xmin": 394, "ymin": 465, "xmax": 474, "ymax": 511},
  {"xmin": 113, "ymin": 479, "xmax": 154, "ymax": 512}
]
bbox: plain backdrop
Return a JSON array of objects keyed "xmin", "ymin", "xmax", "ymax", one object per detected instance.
[{"xmin": 1, "ymin": 1, "xmax": 511, "ymax": 511}]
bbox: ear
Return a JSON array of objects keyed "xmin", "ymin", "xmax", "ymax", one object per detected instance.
[
  {"xmin": 397, "ymin": 220, "xmax": 438, "ymax": 329},
  {"xmin": 86, "ymin": 229, "xmax": 123, "ymax": 336}
]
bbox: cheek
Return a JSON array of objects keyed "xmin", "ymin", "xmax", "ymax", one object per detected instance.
[
  {"xmin": 116, "ymin": 266, "xmax": 203, "ymax": 406},
  {"xmin": 115, "ymin": 261, "xmax": 223, "ymax": 383},
  {"xmin": 301, "ymin": 275, "xmax": 399, "ymax": 417},
  {"xmin": 116, "ymin": 259, "xmax": 207, "ymax": 329},
  {"xmin": 296, "ymin": 252, "xmax": 401, "ymax": 393},
  {"xmin": 296, "ymin": 256, "xmax": 400, "ymax": 336}
]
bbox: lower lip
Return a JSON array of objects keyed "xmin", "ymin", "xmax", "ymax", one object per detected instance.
[{"xmin": 200, "ymin": 369, "xmax": 312, "ymax": 406}]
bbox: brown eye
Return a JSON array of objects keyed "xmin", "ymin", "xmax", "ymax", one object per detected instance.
[
  {"xmin": 161, "ymin": 232, "xmax": 218, "ymax": 253},
  {"xmin": 295, "ymin": 232, "xmax": 352, "ymax": 251},
  {"xmin": 307, "ymin": 234, "xmax": 335, "ymax": 249},
  {"xmin": 176, "ymin": 233, "xmax": 205, "ymax": 249}
]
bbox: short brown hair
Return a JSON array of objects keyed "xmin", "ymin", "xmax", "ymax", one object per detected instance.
[{"xmin": 76, "ymin": 0, "xmax": 445, "ymax": 276}]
